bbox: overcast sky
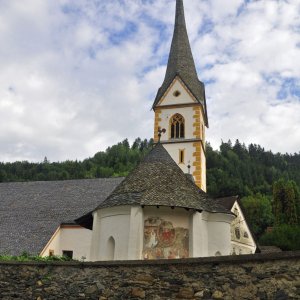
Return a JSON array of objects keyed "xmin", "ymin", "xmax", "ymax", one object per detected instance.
[{"xmin": 0, "ymin": 0, "xmax": 299, "ymax": 162}]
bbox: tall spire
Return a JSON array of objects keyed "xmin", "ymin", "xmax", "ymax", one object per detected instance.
[{"xmin": 153, "ymin": 0, "xmax": 208, "ymax": 125}]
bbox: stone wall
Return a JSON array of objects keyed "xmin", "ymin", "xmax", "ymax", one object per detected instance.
[{"xmin": 0, "ymin": 251, "xmax": 300, "ymax": 300}]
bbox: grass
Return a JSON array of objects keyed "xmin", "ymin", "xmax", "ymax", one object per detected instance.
[{"xmin": 0, "ymin": 252, "xmax": 75, "ymax": 262}]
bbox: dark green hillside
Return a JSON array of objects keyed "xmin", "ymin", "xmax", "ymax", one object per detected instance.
[
  {"xmin": 207, "ymin": 140, "xmax": 300, "ymax": 198},
  {"xmin": 1, "ymin": 138, "xmax": 300, "ymax": 199}
]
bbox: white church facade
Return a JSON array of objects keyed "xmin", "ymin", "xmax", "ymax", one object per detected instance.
[{"xmin": 38, "ymin": 0, "xmax": 257, "ymax": 261}]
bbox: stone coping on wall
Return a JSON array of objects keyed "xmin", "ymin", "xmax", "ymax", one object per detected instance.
[{"xmin": 1, "ymin": 250, "xmax": 299, "ymax": 267}]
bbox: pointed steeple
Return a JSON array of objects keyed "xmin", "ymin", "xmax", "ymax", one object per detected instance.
[{"xmin": 153, "ymin": 0, "xmax": 208, "ymax": 126}]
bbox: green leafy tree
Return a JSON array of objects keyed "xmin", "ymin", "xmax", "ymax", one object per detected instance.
[
  {"xmin": 273, "ymin": 179, "xmax": 298, "ymax": 225},
  {"xmin": 259, "ymin": 224, "xmax": 300, "ymax": 251},
  {"xmin": 241, "ymin": 194, "xmax": 274, "ymax": 238}
]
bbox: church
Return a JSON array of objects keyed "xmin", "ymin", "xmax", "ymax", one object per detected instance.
[{"xmin": 0, "ymin": 0, "xmax": 257, "ymax": 260}]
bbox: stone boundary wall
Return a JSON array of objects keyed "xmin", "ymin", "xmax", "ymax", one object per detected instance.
[{"xmin": 0, "ymin": 251, "xmax": 300, "ymax": 300}]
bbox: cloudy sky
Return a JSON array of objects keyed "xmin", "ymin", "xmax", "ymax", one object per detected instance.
[{"xmin": 0, "ymin": 0, "xmax": 299, "ymax": 162}]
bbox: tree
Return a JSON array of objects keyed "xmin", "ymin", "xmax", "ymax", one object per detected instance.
[
  {"xmin": 259, "ymin": 224, "xmax": 300, "ymax": 251},
  {"xmin": 241, "ymin": 194, "xmax": 274, "ymax": 238},
  {"xmin": 273, "ymin": 179, "xmax": 298, "ymax": 225}
]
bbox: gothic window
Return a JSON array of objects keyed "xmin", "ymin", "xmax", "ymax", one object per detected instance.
[{"xmin": 170, "ymin": 114, "xmax": 185, "ymax": 139}]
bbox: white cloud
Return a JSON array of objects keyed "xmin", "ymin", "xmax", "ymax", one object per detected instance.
[{"xmin": 0, "ymin": 0, "xmax": 299, "ymax": 162}]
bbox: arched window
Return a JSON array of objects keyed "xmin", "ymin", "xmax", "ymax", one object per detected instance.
[
  {"xmin": 106, "ymin": 236, "xmax": 115, "ymax": 260},
  {"xmin": 170, "ymin": 114, "xmax": 185, "ymax": 139}
]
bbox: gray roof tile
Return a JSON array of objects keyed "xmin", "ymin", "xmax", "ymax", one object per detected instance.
[
  {"xmin": 0, "ymin": 178, "xmax": 123, "ymax": 255},
  {"xmin": 94, "ymin": 144, "xmax": 231, "ymax": 214}
]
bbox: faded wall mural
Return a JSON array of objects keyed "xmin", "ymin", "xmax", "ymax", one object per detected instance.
[{"xmin": 143, "ymin": 217, "xmax": 189, "ymax": 259}]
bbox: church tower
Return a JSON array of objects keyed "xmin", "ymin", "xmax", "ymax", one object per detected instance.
[{"xmin": 153, "ymin": 0, "xmax": 208, "ymax": 191}]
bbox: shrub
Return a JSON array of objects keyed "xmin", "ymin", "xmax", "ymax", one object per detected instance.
[
  {"xmin": 0, "ymin": 252, "xmax": 74, "ymax": 262},
  {"xmin": 259, "ymin": 224, "xmax": 300, "ymax": 251}
]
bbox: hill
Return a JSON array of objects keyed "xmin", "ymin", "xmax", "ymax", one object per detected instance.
[{"xmin": 1, "ymin": 138, "xmax": 300, "ymax": 199}]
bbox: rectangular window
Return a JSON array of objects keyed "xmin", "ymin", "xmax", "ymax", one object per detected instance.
[
  {"xmin": 179, "ymin": 149, "xmax": 185, "ymax": 164},
  {"xmin": 49, "ymin": 250, "xmax": 54, "ymax": 257},
  {"xmin": 62, "ymin": 250, "xmax": 73, "ymax": 259}
]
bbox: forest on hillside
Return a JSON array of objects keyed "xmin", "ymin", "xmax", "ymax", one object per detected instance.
[
  {"xmin": 1, "ymin": 138, "xmax": 300, "ymax": 197},
  {"xmin": 1, "ymin": 138, "xmax": 300, "ymax": 250}
]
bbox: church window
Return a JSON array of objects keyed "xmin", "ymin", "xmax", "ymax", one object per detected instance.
[
  {"xmin": 62, "ymin": 250, "xmax": 73, "ymax": 259},
  {"xmin": 170, "ymin": 114, "xmax": 185, "ymax": 139},
  {"xmin": 179, "ymin": 149, "xmax": 185, "ymax": 164},
  {"xmin": 215, "ymin": 251, "xmax": 221, "ymax": 256},
  {"xmin": 173, "ymin": 90, "xmax": 181, "ymax": 97},
  {"xmin": 244, "ymin": 231, "xmax": 249, "ymax": 238},
  {"xmin": 49, "ymin": 250, "xmax": 54, "ymax": 257},
  {"xmin": 106, "ymin": 236, "xmax": 115, "ymax": 261}
]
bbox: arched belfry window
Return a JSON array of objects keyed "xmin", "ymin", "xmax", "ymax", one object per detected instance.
[
  {"xmin": 170, "ymin": 114, "xmax": 185, "ymax": 139},
  {"xmin": 106, "ymin": 236, "xmax": 115, "ymax": 260}
]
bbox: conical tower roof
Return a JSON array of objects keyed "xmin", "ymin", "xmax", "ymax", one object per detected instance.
[
  {"xmin": 95, "ymin": 144, "xmax": 228, "ymax": 213},
  {"xmin": 153, "ymin": 0, "xmax": 208, "ymax": 125}
]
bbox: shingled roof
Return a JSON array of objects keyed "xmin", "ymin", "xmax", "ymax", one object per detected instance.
[
  {"xmin": 215, "ymin": 196, "xmax": 238, "ymax": 211},
  {"xmin": 92, "ymin": 144, "xmax": 230, "ymax": 214},
  {"xmin": 0, "ymin": 178, "xmax": 123, "ymax": 255},
  {"xmin": 153, "ymin": 0, "xmax": 208, "ymax": 126}
]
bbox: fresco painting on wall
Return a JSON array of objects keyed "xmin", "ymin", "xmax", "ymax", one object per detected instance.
[{"xmin": 143, "ymin": 217, "xmax": 189, "ymax": 259}]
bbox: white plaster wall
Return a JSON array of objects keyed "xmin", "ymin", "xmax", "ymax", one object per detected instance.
[
  {"xmin": 159, "ymin": 79, "xmax": 196, "ymax": 106},
  {"xmin": 144, "ymin": 207, "xmax": 191, "ymax": 229},
  {"xmin": 159, "ymin": 107, "xmax": 195, "ymax": 141},
  {"xmin": 230, "ymin": 202, "xmax": 257, "ymax": 254},
  {"xmin": 90, "ymin": 206, "xmax": 131, "ymax": 261},
  {"xmin": 189, "ymin": 211, "xmax": 208, "ymax": 257},
  {"xmin": 128, "ymin": 206, "xmax": 144, "ymax": 260},
  {"xmin": 163, "ymin": 143, "xmax": 194, "ymax": 175},
  {"xmin": 206, "ymin": 213, "xmax": 235, "ymax": 256},
  {"xmin": 41, "ymin": 227, "xmax": 92, "ymax": 260},
  {"xmin": 231, "ymin": 241, "xmax": 256, "ymax": 255},
  {"xmin": 40, "ymin": 227, "xmax": 61, "ymax": 257}
]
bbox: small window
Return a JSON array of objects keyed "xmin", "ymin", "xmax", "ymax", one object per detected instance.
[
  {"xmin": 215, "ymin": 251, "xmax": 221, "ymax": 256},
  {"xmin": 235, "ymin": 227, "xmax": 241, "ymax": 239},
  {"xmin": 179, "ymin": 149, "xmax": 185, "ymax": 164},
  {"xmin": 234, "ymin": 207, "xmax": 239, "ymax": 216},
  {"xmin": 49, "ymin": 250, "xmax": 54, "ymax": 257},
  {"xmin": 244, "ymin": 231, "xmax": 249, "ymax": 238},
  {"xmin": 62, "ymin": 250, "xmax": 73, "ymax": 259},
  {"xmin": 173, "ymin": 90, "xmax": 181, "ymax": 97}
]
